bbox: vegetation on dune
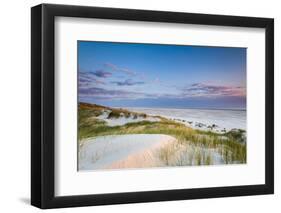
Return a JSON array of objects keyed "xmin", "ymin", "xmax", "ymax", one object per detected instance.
[
  {"xmin": 78, "ymin": 102, "xmax": 246, "ymax": 165},
  {"xmin": 79, "ymin": 102, "xmax": 148, "ymax": 119},
  {"xmin": 225, "ymin": 129, "xmax": 246, "ymax": 144},
  {"xmin": 79, "ymin": 102, "xmax": 110, "ymax": 111},
  {"xmin": 107, "ymin": 108, "xmax": 130, "ymax": 118}
]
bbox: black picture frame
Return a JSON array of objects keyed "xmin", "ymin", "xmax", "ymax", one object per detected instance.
[{"xmin": 31, "ymin": 3, "xmax": 274, "ymax": 209}]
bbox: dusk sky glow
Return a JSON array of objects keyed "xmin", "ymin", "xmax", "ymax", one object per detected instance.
[{"xmin": 78, "ymin": 41, "xmax": 246, "ymax": 109}]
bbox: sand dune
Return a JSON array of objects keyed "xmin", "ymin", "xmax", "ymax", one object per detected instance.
[
  {"xmin": 97, "ymin": 110, "xmax": 160, "ymax": 127},
  {"xmin": 79, "ymin": 134, "xmax": 177, "ymax": 171}
]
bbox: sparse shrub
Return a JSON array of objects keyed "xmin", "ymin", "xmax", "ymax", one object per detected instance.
[
  {"xmin": 107, "ymin": 111, "xmax": 121, "ymax": 119},
  {"xmin": 139, "ymin": 113, "xmax": 147, "ymax": 118},
  {"xmin": 124, "ymin": 112, "xmax": 131, "ymax": 118}
]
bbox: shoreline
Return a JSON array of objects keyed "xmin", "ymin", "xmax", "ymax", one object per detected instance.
[
  {"xmin": 125, "ymin": 107, "xmax": 246, "ymax": 133},
  {"xmin": 92, "ymin": 104, "xmax": 246, "ymax": 112}
]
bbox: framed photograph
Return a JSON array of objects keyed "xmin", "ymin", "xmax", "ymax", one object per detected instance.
[{"xmin": 31, "ymin": 4, "xmax": 274, "ymax": 209}]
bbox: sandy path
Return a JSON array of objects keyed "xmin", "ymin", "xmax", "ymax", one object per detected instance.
[{"xmin": 79, "ymin": 134, "xmax": 177, "ymax": 171}]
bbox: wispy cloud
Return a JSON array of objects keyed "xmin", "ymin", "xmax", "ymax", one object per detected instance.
[
  {"xmin": 79, "ymin": 86, "xmax": 155, "ymax": 100},
  {"xmin": 111, "ymin": 79, "xmax": 145, "ymax": 86},
  {"xmin": 79, "ymin": 71, "xmax": 105, "ymax": 88},
  {"xmin": 104, "ymin": 62, "xmax": 137, "ymax": 76},
  {"xmin": 90, "ymin": 69, "xmax": 112, "ymax": 78},
  {"xmin": 182, "ymin": 83, "xmax": 246, "ymax": 97}
]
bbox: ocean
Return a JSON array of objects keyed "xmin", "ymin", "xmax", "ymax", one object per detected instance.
[{"xmin": 126, "ymin": 107, "xmax": 246, "ymax": 132}]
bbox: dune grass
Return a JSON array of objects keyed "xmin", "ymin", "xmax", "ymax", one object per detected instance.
[{"xmin": 78, "ymin": 102, "xmax": 246, "ymax": 165}]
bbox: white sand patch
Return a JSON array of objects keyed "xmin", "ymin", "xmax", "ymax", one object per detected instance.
[
  {"xmin": 79, "ymin": 134, "xmax": 177, "ymax": 171},
  {"xmin": 96, "ymin": 111, "xmax": 160, "ymax": 127}
]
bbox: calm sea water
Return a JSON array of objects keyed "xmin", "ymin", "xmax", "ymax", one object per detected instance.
[{"xmin": 126, "ymin": 107, "xmax": 246, "ymax": 131}]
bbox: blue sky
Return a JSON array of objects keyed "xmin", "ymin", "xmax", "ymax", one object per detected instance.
[{"xmin": 78, "ymin": 41, "xmax": 246, "ymax": 109}]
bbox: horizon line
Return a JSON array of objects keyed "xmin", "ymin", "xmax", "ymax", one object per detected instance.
[{"xmin": 79, "ymin": 101, "xmax": 246, "ymax": 111}]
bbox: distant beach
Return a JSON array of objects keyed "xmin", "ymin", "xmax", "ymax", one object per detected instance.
[{"xmin": 126, "ymin": 107, "xmax": 246, "ymax": 133}]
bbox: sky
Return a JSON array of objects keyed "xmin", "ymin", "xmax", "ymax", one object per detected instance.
[{"xmin": 78, "ymin": 41, "xmax": 246, "ymax": 109}]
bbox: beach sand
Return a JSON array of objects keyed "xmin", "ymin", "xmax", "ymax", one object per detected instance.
[{"xmin": 79, "ymin": 134, "xmax": 177, "ymax": 170}]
